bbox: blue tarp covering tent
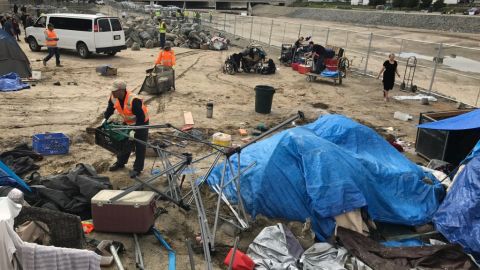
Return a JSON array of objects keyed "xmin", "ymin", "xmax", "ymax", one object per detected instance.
[
  {"xmin": 207, "ymin": 114, "xmax": 444, "ymax": 240},
  {"xmin": 0, "ymin": 161, "xmax": 31, "ymax": 192},
  {"xmin": 433, "ymin": 153, "xmax": 480, "ymax": 258},
  {"xmin": 417, "ymin": 109, "xmax": 480, "ymax": 130}
]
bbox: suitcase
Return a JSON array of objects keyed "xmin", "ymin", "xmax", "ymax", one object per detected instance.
[{"xmin": 91, "ymin": 190, "xmax": 156, "ymax": 233}]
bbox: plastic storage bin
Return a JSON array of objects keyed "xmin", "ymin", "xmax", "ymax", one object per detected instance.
[
  {"xmin": 32, "ymin": 133, "xmax": 69, "ymax": 155},
  {"xmin": 95, "ymin": 126, "xmax": 130, "ymax": 154}
]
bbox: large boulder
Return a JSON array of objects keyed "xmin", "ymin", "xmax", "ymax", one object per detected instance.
[
  {"xmin": 125, "ymin": 37, "xmax": 134, "ymax": 48},
  {"xmin": 131, "ymin": 42, "xmax": 140, "ymax": 51},
  {"xmin": 145, "ymin": 39, "xmax": 154, "ymax": 49}
]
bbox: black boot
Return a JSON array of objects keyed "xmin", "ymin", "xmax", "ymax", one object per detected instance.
[{"xmin": 109, "ymin": 162, "xmax": 125, "ymax": 172}]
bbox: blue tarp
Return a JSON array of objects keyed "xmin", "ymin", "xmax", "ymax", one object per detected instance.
[
  {"xmin": 417, "ymin": 109, "xmax": 480, "ymax": 130},
  {"xmin": 381, "ymin": 239, "xmax": 427, "ymax": 248},
  {"xmin": 0, "ymin": 72, "xmax": 30, "ymax": 92},
  {"xmin": 207, "ymin": 114, "xmax": 444, "ymax": 240},
  {"xmin": 433, "ymin": 155, "xmax": 480, "ymax": 258},
  {"xmin": 465, "ymin": 140, "xmax": 480, "ymax": 163},
  {"xmin": 320, "ymin": 70, "xmax": 339, "ymax": 78},
  {"xmin": 0, "ymin": 161, "xmax": 31, "ymax": 192}
]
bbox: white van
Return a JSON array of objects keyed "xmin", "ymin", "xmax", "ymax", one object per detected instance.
[{"xmin": 25, "ymin": 13, "xmax": 126, "ymax": 58}]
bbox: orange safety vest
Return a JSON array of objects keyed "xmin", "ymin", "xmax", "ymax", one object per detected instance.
[
  {"xmin": 44, "ymin": 29, "xmax": 58, "ymax": 47},
  {"xmin": 155, "ymin": 49, "xmax": 176, "ymax": 67},
  {"xmin": 110, "ymin": 91, "xmax": 150, "ymax": 125}
]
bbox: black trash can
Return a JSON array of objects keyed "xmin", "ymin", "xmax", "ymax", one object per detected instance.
[{"xmin": 255, "ymin": 85, "xmax": 275, "ymax": 114}]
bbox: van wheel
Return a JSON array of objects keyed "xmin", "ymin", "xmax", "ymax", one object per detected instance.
[
  {"xmin": 107, "ymin": 51, "xmax": 117, "ymax": 56},
  {"xmin": 77, "ymin": 42, "xmax": 90, "ymax": 59},
  {"xmin": 28, "ymin": 37, "xmax": 41, "ymax": 52}
]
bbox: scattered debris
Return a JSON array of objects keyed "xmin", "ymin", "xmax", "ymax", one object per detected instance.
[
  {"xmin": 96, "ymin": 65, "xmax": 118, "ymax": 76},
  {"xmin": 393, "ymin": 111, "xmax": 413, "ymax": 121},
  {"xmin": 392, "ymin": 94, "xmax": 437, "ymax": 102}
]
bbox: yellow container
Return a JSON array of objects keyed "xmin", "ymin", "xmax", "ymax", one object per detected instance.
[{"xmin": 212, "ymin": 132, "xmax": 232, "ymax": 147}]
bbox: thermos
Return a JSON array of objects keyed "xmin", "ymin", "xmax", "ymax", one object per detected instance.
[{"xmin": 206, "ymin": 102, "xmax": 213, "ymax": 118}]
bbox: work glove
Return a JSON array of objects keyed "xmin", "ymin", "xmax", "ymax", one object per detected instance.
[
  {"xmin": 171, "ymin": 65, "xmax": 175, "ymax": 70},
  {"xmin": 128, "ymin": 130, "xmax": 135, "ymax": 141}
]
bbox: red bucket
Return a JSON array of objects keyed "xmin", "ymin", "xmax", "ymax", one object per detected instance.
[
  {"xmin": 223, "ymin": 248, "xmax": 255, "ymax": 270},
  {"xmin": 298, "ymin": 64, "xmax": 311, "ymax": 74},
  {"xmin": 291, "ymin": 62, "xmax": 300, "ymax": 71}
]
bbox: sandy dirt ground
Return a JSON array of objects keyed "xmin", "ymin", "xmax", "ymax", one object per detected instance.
[
  {"xmin": 0, "ymin": 30, "xmax": 459, "ymax": 269},
  {"xmin": 211, "ymin": 8, "xmax": 480, "ymax": 106}
]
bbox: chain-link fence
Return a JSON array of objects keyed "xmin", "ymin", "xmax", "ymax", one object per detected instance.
[{"xmin": 203, "ymin": 13, "xmax": 480, "ymax": 107}]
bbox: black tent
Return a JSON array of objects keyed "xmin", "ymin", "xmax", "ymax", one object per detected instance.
[{"xmin": 0, "ymin": 29, "xmax": 31, "ymax": 78}]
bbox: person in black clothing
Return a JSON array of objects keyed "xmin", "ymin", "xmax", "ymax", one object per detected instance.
[
  {"xmin": 21, "ymin": 5, "xmax": 27, "ymax": 14},
  {"xmin": 13, "ymin": 4, "xmax": 18, "ymax": 14},
  {"xmin": 102, "ymin": 81, "xmax": 150, "ymax": 178},
  {"xmin": 23, "ymin": 14, "xmax": 33, "ymax": 36},
  {"xmin": 308, "ymin": 41, "xmax": 326, "ymax": 74},
  {"xmin": 3, "ymin": 16, "xmax": 15, "ymax": 37},
  {"xmin": 377, "ymin": 53, "xmax": 400, "ymax": 102},
  {"xmin": 12, "ymin": 18, "xmax": 21, "ymax": 41}
]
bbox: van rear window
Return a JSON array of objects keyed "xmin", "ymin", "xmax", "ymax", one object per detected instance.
[
  {"xmin": 49, "ymin": 17, "xmax": 92, "ymax": 32},
  {"xmin": 110, "ymin": 19, "xmax": 123, "ymax": 31}
]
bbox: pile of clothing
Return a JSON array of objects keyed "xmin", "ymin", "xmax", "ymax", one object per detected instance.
[{"xmin": 26, "ymin": 164, "xmax": 112, "ymax": 220}]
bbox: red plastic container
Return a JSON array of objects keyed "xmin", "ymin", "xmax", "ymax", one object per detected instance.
[
  {"xmin": 298, "ymin": 64, "xmax": 311, "ymax": 74},
  {"xmin": 291, "ymin": 62, "xmax": 300, "ymax": 71},
  {"xmin": 325, "ymin": 58, "xmax": 339, "ymax": 71},
  {"xmin": 223, "ymin": 248, "xmax": 255, "ymax": 270}
]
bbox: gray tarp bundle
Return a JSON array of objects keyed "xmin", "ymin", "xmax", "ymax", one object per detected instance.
[
  {"xmin": 0, "ymin": 29, "xmax": 31, "ymax": 78},
  {"xmin": 247, "ymin": 224, "xmax": 373, "ymax": 270},
  {"xmin": 247, "ymin": 223, "xmax": 304, "ymax": 270},
  {"xmin": 300, "ymin": 243, "xmax": 372, "ymax": 270}
]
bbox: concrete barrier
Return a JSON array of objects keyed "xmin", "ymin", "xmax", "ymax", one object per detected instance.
[{"xmin": 253, "ymin": 5, "xmax": 480, "ymax": 33}]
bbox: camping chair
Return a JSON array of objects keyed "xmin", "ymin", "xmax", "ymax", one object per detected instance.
[{"xmin": 14, "ymin": 206, "xmax": 85, "ymax": 249}]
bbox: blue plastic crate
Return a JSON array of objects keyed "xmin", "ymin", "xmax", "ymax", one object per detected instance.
[{"xmin": 32, "ymin": 133, "xmax": 70, "ymax": 155}]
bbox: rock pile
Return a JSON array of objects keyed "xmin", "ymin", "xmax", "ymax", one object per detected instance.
[{"xmin": 121, "ymin": 16, "xmax": 229, "ymax": 50}]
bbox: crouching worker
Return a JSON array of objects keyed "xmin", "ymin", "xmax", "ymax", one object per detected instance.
[
  {"xmin": 155, "ymin": 41, "xmax": 176, "ymax": 89},
  {"xmin": 102, "ymin": 81, "xmax": 150, "ymax": 179},
  {"xmin": 155, "ymin": 41, "xmax": 176, "ymax": 68}
]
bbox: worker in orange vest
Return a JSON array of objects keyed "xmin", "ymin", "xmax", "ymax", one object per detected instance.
[
  {"xmin": 42, "ymin": 23, "xmax": 62, "ymax": 67},
  {"xmin": 102, "ymin": 80, "xmax": 150, "ymax": 178},
  {"xmin": 155, "ymin": 41, "xmax": 176, "ymax": 90},
  {"xmin": 155, "ymin": 41, "xmax": 176, "ymax": 67}
]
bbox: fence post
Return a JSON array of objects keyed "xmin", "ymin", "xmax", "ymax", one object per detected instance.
[
  {"xmin": 297, "ymin": 24, "xmax": 302, "ymax": 39},
  {"xmin": 223, "ymin": 13, "xmax": 226, "ymax": 31},
  {"xmin": 398, "ymin": 39, "xmax": 404, "ymax": 57},
  {"xmin": 268, "ymin": 19, "xmax": 273, "ymax": 47},
  {"xmin": 233, "ymin": 15, "xmax": 237, "ymax": 38},
  {"xmin": 345, "ymin": 31, "xmax": 349, "ymax": 49},
  {"xmin": 249, "ymin": 16, "xmax": 254, "ymax": 42},
  {"xmin": 476, "ymin": 88, "xmax": 480, "ymax": 107},
  {"xmin": 325, "ymin": 28, "xmax": 330, "ymax": 46},
  {"xmin": 259, "ymin": 20, "xmax": 262, "ymax": 43},
  {"xmin": 282, "ymin": 22, "xmax": 286, "ymax": 44},
  {"xmin": 428, "ymin": 43, "xmax": 443, "ymax": 94},
  {"xmin": 364, "ymin": 33, "xmax": 373, "ymax": 76}
]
